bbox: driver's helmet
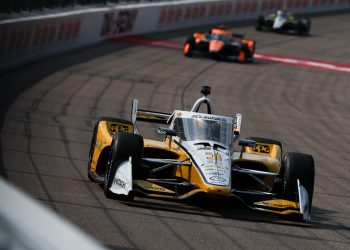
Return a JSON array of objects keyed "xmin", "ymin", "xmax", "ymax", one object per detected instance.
[
  {"xmin": 277, "ymin": 8, "xmax": 288, "ymax": 18},
  {"xmin": 195, "ymin": 118, "xmax": 208, "ymax": 130},
  {"xmin": 217, "ymin": 24, "xmax": 228, "ymax": 30},
  {"xmin": 278, "ymin": 7, "xmax": 288, "ymax": 12}
]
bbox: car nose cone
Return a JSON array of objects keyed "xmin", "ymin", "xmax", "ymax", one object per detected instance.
[{"xmin": 209, "ymin": 40, "xmax": 224, "ymax": 52}]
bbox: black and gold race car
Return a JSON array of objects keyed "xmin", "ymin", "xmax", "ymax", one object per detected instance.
[{"xmin": 87, "ymin": 86, "xmax": 315, "ymax": 221}]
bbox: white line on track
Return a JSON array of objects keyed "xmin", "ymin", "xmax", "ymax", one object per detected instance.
[{"xmin": 254, "ymin": 53, "xmax": 350, "ymax": 73}]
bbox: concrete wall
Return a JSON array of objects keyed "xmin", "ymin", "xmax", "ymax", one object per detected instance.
[{"xmin": 1, "ymin": 0, "xmax": 349, "ymax": 70}]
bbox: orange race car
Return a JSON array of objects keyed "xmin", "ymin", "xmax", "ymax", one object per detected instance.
[{"xmin": 183, "ymin": 25, "xmax": 256, "ymax": 63}]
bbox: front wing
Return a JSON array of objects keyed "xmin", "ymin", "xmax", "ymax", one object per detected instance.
[
  {"xmin": 133, "ymin": 179, "xmax": 309, "ymax": 220},
  {"xmin": 109, "ymin": 159, "xmax": 310, "ymax": 221}
]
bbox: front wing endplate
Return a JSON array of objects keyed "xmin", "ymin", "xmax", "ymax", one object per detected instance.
[{"xmin": 253, "ymin": 199, "xmax": 300, "ymax": 216}]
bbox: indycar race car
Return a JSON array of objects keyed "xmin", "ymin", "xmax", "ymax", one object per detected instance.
[
  {"xmin": 255, "ymin": 10, "xmax": 311, "ymax": 35},
  {"xmin": 183, "ymin": 25, "xmax": 256, "ymax": 63},
  {"xmin": 88, "ymin": 86, "xmax": 315, "ymax": 221}
]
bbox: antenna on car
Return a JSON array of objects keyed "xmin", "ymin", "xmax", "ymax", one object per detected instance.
[{"xmin": 191, "ymin": 86, "xmax": 215, "ymax": 114}]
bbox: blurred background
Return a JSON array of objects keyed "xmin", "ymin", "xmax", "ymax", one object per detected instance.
[{"xmin": 0, "ymin": 1, "xmax": 182, "ymax": 16}]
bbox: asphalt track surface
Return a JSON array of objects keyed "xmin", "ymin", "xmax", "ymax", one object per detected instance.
[{"xmin": 1, "ymin": 12, "xmax": 350, "ymax": 249}]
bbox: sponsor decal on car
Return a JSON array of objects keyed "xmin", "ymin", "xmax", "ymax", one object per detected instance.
[
  {"xmin": 255, "ymin": 200, "xmax": 299, "ymax": 209},
  {"xmin": 110, "ymin": 123, "xmax": 130, "ymax": 133},
  {"xmin": 206, "ymin": 152, "xmax": 222, "ymax": 161},
  {"xmin": 202, "ymin": 163, "xmax": 230, "ymax": 186},
  {"xmin": 252, "ymin": 143, "xmax": 271, "ymax": 154},
  {"xmin": 209, "ymin": 176, "xmax": 226, "ymax": 183},
  {"xmin": 113, "ymin": 178, "xmax": 127, "ymax": 189},
  {"xmin": 192, "ymin": 114, "xmax": 224, "ymax": 121},
  {"xmin": 135, "ymin": 180, "xmax": 175, "ymax": 194}
]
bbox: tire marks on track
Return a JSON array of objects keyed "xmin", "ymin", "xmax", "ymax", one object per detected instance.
[
  {"xmin": 3, "ymin": 69, "xmax": 142, "ymax": 249},
  {"xmin": 2, "ymin": 13, "xmax": 350, "ymax": 250}
]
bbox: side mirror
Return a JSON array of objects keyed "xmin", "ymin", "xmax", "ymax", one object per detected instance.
[
  {"xmin": 238, "ymin": 139, "xmax": 256, "ymax": 159},
  {"xmin": 157, "ymin": 127, "xmax": 177, "ymax": 137},
  {"xmin": 239, "ymin": 139, "xmax": 256, "ymax": 147}
]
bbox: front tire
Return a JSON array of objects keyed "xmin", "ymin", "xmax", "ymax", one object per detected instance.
[
  {"xmin": 238, "ymin": 44, "xmax": 250, "ymax": 63},
  {"xmin": 104, "ymin": 132, "xmax": 144, "ymax": 200},
  {"xmin": 240, "ymin": 42, "xmax": 256, "ymax": 63},
  {"xmin": 282, "ymin": 152, "xmax": 315, "ymax": 209},
  {"xmin": 183, "ymin": 43, "xmax": 192, "ymax": 57}
]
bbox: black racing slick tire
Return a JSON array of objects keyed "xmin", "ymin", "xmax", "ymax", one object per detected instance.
[
  {"xmin": 103, "ymin": 132, "xmax": 144, "ymax": 200},
  {"xmin": 239, "ymin": 44, "xmax": 249, "ymax": 63},
  {"xmin": 296, "ymin": 20, "xmax": 304, "ymax": 36},
  {"xmin": 184, "ymin": 36, "xmax": 195, "ymax": 57},
  {"xmin": 296, "ymin": 19, "xmax": 311, "ymax": 36},
  {"xmin": 304, "ymin": 19, "xmax": 311, "ymax": 35},
  {"xmin": 282, "ymin": 152, "xmax": 315, "ymax": 209},
  {"xmin": 255, "ymin": 16, "xmax": 264, "ymax": 31}
]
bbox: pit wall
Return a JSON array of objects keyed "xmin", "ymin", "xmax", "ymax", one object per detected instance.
[{"xmin": 1, "ymin": 0, "xmax": 350, "ymax": 70}]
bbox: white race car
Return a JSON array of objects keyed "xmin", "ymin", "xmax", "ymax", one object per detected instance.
[{"xmin": 255, "ymin": 10, "xmax": 311, "ymax": 35}]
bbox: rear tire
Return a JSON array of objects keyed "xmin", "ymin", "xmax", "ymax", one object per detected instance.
[
  {"xmin": 103, "ymin": 132, "xmax": 144, "ymax": 200},
  {"xmin": 282, "ymin": 152, "xmax": 315, "ymax": 209},
  {"xmin": 296, "ymin": 21, "xmax": 304, "ymax": 35},
  {"xmin": 255, "ymin": 16, "xmax": 264, "ymax": 31},
  {"xmin": 296, "ymin": 19, "xmax": 310, "ymax": 36},
  {"xmin": 304, "ymin": 19, "xmax": 311, "ymax": 35}
]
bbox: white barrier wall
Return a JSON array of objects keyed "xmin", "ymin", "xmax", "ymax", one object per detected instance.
[{"xmin": 1, "ymin": 0, "xmax": 350, "ymax": 70}]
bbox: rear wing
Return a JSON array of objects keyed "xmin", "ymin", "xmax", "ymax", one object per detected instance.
[{"xmin": 131, "ymin": 99, "xmax": 172, "ymax": 133}]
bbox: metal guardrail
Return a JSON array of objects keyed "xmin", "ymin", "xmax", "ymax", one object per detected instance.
[{"xmin": 0, "ymin": 177, "xmax": 109, "ymax": 250}]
